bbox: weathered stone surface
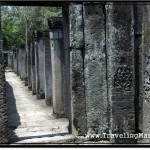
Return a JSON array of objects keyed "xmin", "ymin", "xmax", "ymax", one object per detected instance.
[
  {"xmin": 17, "ymin": 48, "xmax": 21, "ymax": 76},
  {"xmin": 83, "ymin": 3, "xmax": 108, "ymax": 135},
  {"xmin": 134, "ymin": 3, "xmax": 143, "ymax": 34},
  {"xmin": 141, "ymin": 4, "xmax": 150, "ymax": 143},
  {"xmin": 43, "ymin": 31, "xmax": 52, "ymax": 106},
  {"xmin": 70, "ymin": 4, "xmax": 84, "ymax": 49},
  {"xmin": 69, "ymin": 3, "xmax": 87, "ymax": 135},
  {"xmin": 48, "ymin": 17, "xmax": 63, "ymax": 29},
  {"xmin": 34, "ymin": 31, "xmax": 45, "ymax": 99},
  {"xmin": 27, "ymin": 43, "xmax": 32, "ymax": 90},
  {"xmin": 0, "ymin": 36, "xmax": 8, "ymax": 143},
  {"xmin": 106, "ymin": 3, "xmax": 135, "ymax": 143},
  {"xmin": 7, "ymin": 50, "xmax": 13, "ymax": 69},
  {"xmin": 62, "ymin": 5, "xmax": 72, "ymax": 132},
  {"xmin": 0, "ymin": 8, "xmax": 8, "ymax": 142},
  {"xmin": 18, "ymin": 45, "xmax": 27, "ymax": 81},
  {"xmin": 13, "ymin": 47, "xmax": 18, "ymax": 75},
  {"xmin": 31, "ymin": 41, "xmax": 36, "ymax": 95},
  {"xmin": 133, "ymin": 3, "xmax": 143, "ymax": 138},
  {"xmin": 49, "ymin": 17, "xmax": 68, "ymax": 117}
]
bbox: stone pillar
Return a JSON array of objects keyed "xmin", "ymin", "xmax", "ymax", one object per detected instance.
[
  {"xmin": 13, "ymin": 52, "xmax": 16, "ymax": 72},
  {"xmin": 84, "ymin": 3, "xmax": 109, "ymax": 135},
  {"xmin": 7, "ymin": 50, "xmax": 13, "ymax": 69},
  {"xmin": 27, "ymin": 43, "xmax": 32, "ymax": 90},
  {"xmin": 141, "ymin": 3, "xmax": 150, "ymax": 143},
  {"xmin": 69, "ymin": 3, "xmax": 86, "ymax": 135},
  {"xmin": 31, "ymin": 39, "xmax": 36, "ymax": 95},
  {"xmin": 18, "ymin": 45, "xmax": 27, "ymax": 81},
  {"xmin": 62, "ymin": 5, "xmax": 72, "ymax": 132},
  {"xmin": 34, "ymin": 31, "xmax": 45, "ymax": 99},
  {"xmin": 106, "ymin": 3, "xmax": 135, "ymax": 143},
  {"xmin": 133, "ymin": 3, "xmax": 143, "ymax": 139},
  {"xmin": 48, "ymin": 17, "xmax": 68, "ymax": 117},
  {"xmin": 13, "ymin": 47, "xmax": 18, "ymax": 74},
  {"xmin": 17, "ymin": 47, "xmax": 21, "ymax": 77},
  {"xmin": 43, "ymin": 30, "xmax": 52, "ymax": 106}
]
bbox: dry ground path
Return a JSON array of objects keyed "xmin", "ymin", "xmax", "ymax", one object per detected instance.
[{"xmin": 5, "ymin": 70, "xmax": 74, "ymax": 144}]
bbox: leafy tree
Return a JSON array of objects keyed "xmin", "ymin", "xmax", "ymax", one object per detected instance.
[{"xmin": 1, "ymin": 6, "xmax": 62, "ymax": 49}]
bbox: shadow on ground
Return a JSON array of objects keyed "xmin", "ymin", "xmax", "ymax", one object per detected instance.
[{"xmin": 6, "ymin": 81, "xmax": 21, "ymax": 143}]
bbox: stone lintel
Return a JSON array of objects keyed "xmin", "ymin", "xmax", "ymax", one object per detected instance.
[
  {"xmin": 48, "ymin": 17, "xmax": 63, "ymax": 29},
  {"xmin": 33, "ymin": 30, "xmax": 43, "ymax": 41}
]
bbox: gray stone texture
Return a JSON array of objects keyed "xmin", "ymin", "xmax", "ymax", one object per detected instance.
[
  {"xmin": 27, "ymin": 43, "xmax": 32, "ymax": 90},
  {"xmin": 141, "ymin": 3, "xmax": 150, "ymax": 143},
  {"xmin": 31, "ymin": 41, "xmax": 36, "ymax": 95},
  {"xmin": 133, "ymin": 3, "xmax": 143, "ymax": 138},
  {"xmin": 83, "ymin": 3, "xmax": 109, "ymax": 135},
  {"xmin": 49, "ymin": 17, "xmax": 68, "ymax": 118},
  {"xmin": 106, "ymin": 3, "xmax": 135, "ymax": 143},
  {"xmin": 43, "ymin": 31, "xmax": 52, "ymax": 106},
  {"xmin": 7, "ymin": 50, "xmax": 13, "ymax": 69},
  {"xmin": 34, "ymin": 31, "xmax": 45, "ymax": 99},
  {"xmin": 0, "ymin": 6, "xmax": 8, "ymax": 142},
  {"xmin": 69, "ymin": 4, "xmax": 87, "ymax": 135},
  {"xmin": 18, "ymin": 46, "xmax": 27, "ymax": 80},
  {"xmin": 0, "ymin": 37, "xmax": 8, "ymax": 143},
  {"xmin": 13, "ymin": 48, "xmax": 18, "ymax": 74},
  {"xmin": 62, "ymin": 5, "xmax": 72, "ymax": 133}
]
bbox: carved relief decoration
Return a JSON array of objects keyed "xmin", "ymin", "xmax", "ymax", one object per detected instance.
[
  {"xmin": 114, "ymin": 66, "xmax": 132, "ymax": 91},
  {"xmin": 144, "ymin": 56, "xmax": 150, "ymax": 99},
  {"xmin": 144, "ymin": 71, "xmax": 150, "ymax": 99}
]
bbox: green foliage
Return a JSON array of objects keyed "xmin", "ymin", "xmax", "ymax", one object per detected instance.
[{"xmin": 1, "ymin": 6, "xmax": 62, "ymax": 49}]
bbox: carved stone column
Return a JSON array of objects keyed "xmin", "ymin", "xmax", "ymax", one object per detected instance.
[
  {"xmin": 7, "ymin": 49, "xmax": 13, "ymax": 69},
  {"xmin": 34, "ymin": 30, "xmax": 45, "ymax": 99},
  {"xmin": 31, "ymin": 34, "xmax": 36, "ymax": 95},
  {"xmin": 12, "ymin": 48, "xmax": 17, "ymax": 73},
  {"xmin": 106, "ymin": 3, "xmax": 135, "ymax": 143},
  {"xmin": 18, "ymin": 44, "xmax": 27, "ymax": 81},
  {"xmin": 62, "ymin": 4, "xmax": 71, "ymax": 130},
  {"xmin": 84, "ymin": 2, "xmax": 109, "ymax": 135},
  {"xmin": 141, "ymin": 3, "xmax": 150, "ymax": 143},
  {"xmin": 27, "ymin": 43, "xmax": 32, "ymax": 90},
  {"xmin": 48, "ymin": 17, "xmax": 68, "ymax": 117},
  {"xmin": 13, "ymin": 47, "xmax": 18, "ymax": 74},
  {"xmin": 69, "ymin": 3, "xmax": 87, "ymax": 135},
  {"xmin": 43, "ymin": 30, "xmax": 52, "ymax": 106},
  {"xmin": 133, "ymin": 3, "xmax": 143, "ymax": 142}
]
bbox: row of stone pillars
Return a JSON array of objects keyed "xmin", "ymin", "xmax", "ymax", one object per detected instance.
[
  {"xmin": 68, "ymin": 2, "xmax": 144, "ymax": 144},
  {"xmin": 9, "ymin": 17, "xmax": 68, "ymax": 118},
  {"xmin": 4, "ymin": 2, "xmax": 150, "ymax": 144}
]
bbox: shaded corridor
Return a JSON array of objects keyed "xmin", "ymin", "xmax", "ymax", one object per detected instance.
[{"xmin": 6, "ymin": 69, "xmax": 69, "ymax": 144}]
